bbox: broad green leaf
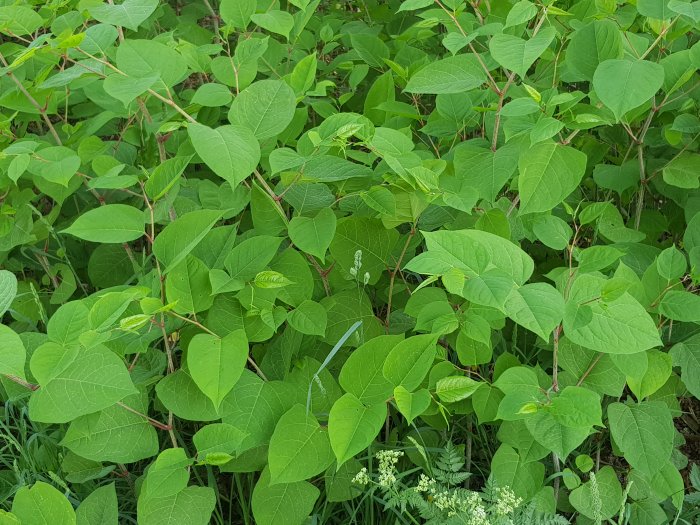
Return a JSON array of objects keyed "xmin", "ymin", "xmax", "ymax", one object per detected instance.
[
  {"xmin": 188, "ymin": 123, "xmax": 260, "ymax": 188},
  {"xmin": 287, "ymin": 300, "xmax": 327, "ymax": 336},
  {"xmin": 288, "ymin": 208, "xmax": 336, "ymax": 262},
  {"xmin": 339, "ymin": 335, "xmax": 403, "ymax": 404},
  {"xmin": 0, "ymin": 270, "xmax": 17, "ymax": 317},
  {"xmin": 550, "ymin": 386, "xmax": 602, "ymax": 428},
  {"xmin": 165, "ymin": 256, "xmax": 213, "ymax": 314},
  {"xmin": 627, "ymin": 349, "xmax": 672, "ymax": 400},
  {"xmin": 141, "ymin": 448, "xmax": 192, "ymax": 499},
  {"xmin": 145, "ymin": 156, "xmax": 191, "ymax": 201},
  {"xmin": 153, "ymin": 210, "xmax": 222, "ymax": 273},
  {"xmin": 11, "ymin": 482, "xmax": 76, "ymax": 525},
  {"xmin": 251, "ymin": 469, "xmax": 319, "ymax": 525},
  {"xmin": 532, "ymin": 215, "xmax": 572, "ymax": 250},
  {"xmin": 398, "ymin": 0, "xmax": 433, "ymax": 11},
  {"xmin": 0, "ymin": 6, "xmax": 43, "ymax": 36},
  {"xmin": 268, "ymin": 404, "xmax": 334, "ymax": 484},
  {"xmin": 669, "ymin": 0, "xmax": 700, "ymax": 21},
  {"xmin": 62, "ymin": 204, "xmax": 145, "ymax": 243},
  {"xmin": 228, "ymin": 80, "xmax": 297, "ymax": 139},
  {"xmin": 224, "ymin": 236, "xmax": 283, "ymax": 281},
  {"xmin": 103, "ymin": 72, "xmax": 158, "ymax": 105},
  {"xmin": 405, "ymin": 229, "xmax": 534, "ymax": 285},
  {"xmin": 251, "ymin": 11, "xmax": 294, "ymax": 39},
  {"xmin": 220, "ymin": 0, "xmax": 255, "ymax": 27},
  {"xmin": 88, "ymin": 0, "xmax": 158, "ymax": 30},
  {"xmin": 156, "ymin": 370, "xmax": 220, "ymax": 422},
  {"xmin": 453, "ymin": 142, "xmax": 520, "ymax": 202},
  {"xmin": 76, "ymin": 483, "xmax": 118, "ymax": 525},
  {"xmin": 504, "ymin": 283, "xmax": 564, "ymax": 340},
  {"xmin": 435, "ymin": 376, "xmax": 481, "ymax": 403},
  {"xmin": 608, "ymin": 401, "xmax": 674, "ymax": 477},
  {"xmin": 518, "ymin": 142, "xmax": 587, "ymax": 215},
  {"xmin": 670, "ymin": 334, "xmax": 700, "ymax": 398},
  {"xmin": 404, "ymin": 55, "xmax": 486, "ymax": 94},
  {"xmin": 656, "ymin": 246, "xmax": 686, "ymax": 280},
  {"xmin": 29, "ymin": 344, "xmax": 137, "ymax": 423},
  {"xmin": 191, "ymin": 83, "xmax": 232, "ymax": 107},
  {"xmin": 329, "ymin": 217, "xmax": 399, "ymax": 285},
  {"xmin": 62, "ymin": 390, "xmax": 158, "ymax": 463},
  {"xmin": 662, "ymin": 152, "xmax": 700, "ymax": 188},
  {"xmin": 490, "ymin": 444, "xmax": 544, "ymax": 500},
  {"xmin": 564, "ymin": 275, "xmax": 661, "ymax": 354},
  {"xmin": 187, "ymin": 330, "xmax": 248, "ymax": 410},
  {"xmin": 35, "ymin": 147, "xmax": 80, "ymax": 187},
  {"xmin": 138, "ymin": 486, "xmax": 215, "ymax": 525},
  {"xmin": 569, "ymin": 466, "xmax": 623, "ymax": 520},
  {"xmin": 637, "ymin": 0, "xmax": 673, "ymax": 19},
  {"xmin": 193, "ymin": 423, "xmax": 247, "ymax": 460},
  {"xmin": 116, "ymin": 40, "xmax": 187, "ymax": 87},
  {"xmin": 489, "ymin": 27, "xmax": 556, "ymax": 78},
  {"xmin": 328, "ymin": 393, "xmax": 386, "ymax": 467},
  {"xmin": 525, "ymin": 411, "xmax": 590, "ymax": 459},
  {"xmin": 659, "ymin": 289, "xmax": 700, "ymax": 321},
  {"xmin": 394, "ymin": 386, "xmax": 431, "ymax": 424},
  {"xmin": 593, "ymin": 60, "xmax": 665, "ymax": 121},
  {"xmin": 566, "ymin": 20, "xmax": 623, "ymax": 80},
  {"xmin": 0, "ymin": 325, "xmax": 26, "ymax": 379},
  {"xmin": 382, "ymin": 334, "xmax": 438, "ymax": 391}
]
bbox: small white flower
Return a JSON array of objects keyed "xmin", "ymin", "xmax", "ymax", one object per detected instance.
[
  {"xmin": 351, "ymin": 467, "xmax": 370, "ymax": 485},
  {"xmin": 353, "ymin": 249, "xmax": 363, "ymax": 271},
  {"xmin": 363, "ymin": 272, "xmax": 370, "ymax": 285},
  {"xmin": 415, "ymin": 474, "xmax": 435, "ymax": 493},
  {"xmin": 494, "ymin": 486, "xmax": 522, "ymax": 516},
  {"xmin": 375, "ymin": 450, "xmax": 403, "ymax": 488},
  {"xmin": 349, "ymin": 267, "xmax": 357, "ymax": 277}
]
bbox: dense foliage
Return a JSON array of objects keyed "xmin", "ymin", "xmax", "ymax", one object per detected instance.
[{"xmin": 1, "ymin": 0, "xmax": 700, "ymax": 523}]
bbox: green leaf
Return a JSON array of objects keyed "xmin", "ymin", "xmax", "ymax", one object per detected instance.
[
  {"xmin": 569, "ymin": 466, "xmax": 623, "ymax": 520},
  {"xmin": 268, "ymin": 404, "xmax": 334, "ymax": 484},
  {"xmin": 193, "ymin": 423, "xmax": 247, "ymax": 460},
  {"xmin": 608, "ymin": 401, "xmax": 674, "ymax": 477},
  {"xmin": 397, "ymin": 0, "xmax": 434, "ymax": 12},
  {"xmin": 191, "ymin": 83, "xmax": 233, "ymax": 107},
  {"xmin": 0, "ymin": 270, "xmax": 17, "ymax": 318},
  {"xmin": 669, "ymin": 0, "xmax": 700, "ymax": 21},
  {"xmin": 220, "ymin": 0, "xmax": 255, "ymax": 27},
  {"xmin": 188, "ymin": 123, "xmax": 260, "ymax": 188},
  {"xmin": 532, "ymin": 215, "xmax": 572, "ymax": 250},
  {"xmin": 145, "ymin": 156, "xmax": 191, "ymax": 201},
  {"xmin": 593, "ymin": 60, "xmax": 665, "ymax": 121},
  {"xmin": 659, "ymin": 290, "xmax": 700, "ymax": 321},
  {"xmin": 518, "ymin": 142, "xmax": 587, "ymax": 215},
  {"xmin": 153, "ymin": 210, "xmax": 222, "ymax": 273},
  {"xmin": 0, "ymin": 325, "xmax": 26, "ymax": 379},
  {"xmin": 525, "ymin": 411, "xmax": 590, "ymax": 459},
  {"xmin": 656, "ymin": 246, "xmax": 686, "ymax": 280},
  {"xmin": 394, "ymin": 386, "xmax": 431, "ymax": 424},
  {"xmin": 76, "ymin": 483, "xmax": 118, "ymax": 525},
  {"xmin": 88, "ymin": 0, "xmax": 158, "ymax": 30},
  {"xmin": 116, "ymin": 40, "xmax": 186, "ymax": 87},
  {"xmin": 670, "ymin": 334, "xmax": 700, "ymax": 398},
  {"xmin": 29, "ymin": 343, "xmax": 137, "ymax": 423},
  {"xmin": 404, "ymin": 55, "xmax": 487, "ymax": 94},
  {"xmin": 338, "ymin": 335, "xmax": 403, "ymax": 405},
  {"xmin": 0, "ymin": 6, "xmax": 43, "ymax": 36},
  {"xmin": 287, "ymin": 300, "xmax": 327, "ymax": 336},
  {"xmin": 637, "ymin": 0, "xmax": 673, "ymax": 19},
  {"xmin": 187, "ymin": 330, "xmax": 248, "ymax": 410},
  {"xmin": 435, "ymin": 376, "xmax": 481, "ymax": 403},
  {"xmin": 564, "ymin": 275, "xmax": 661, "ymax": 354},
  {"xmin": 490, "ymin": 444, "xmax": 544, "ymax": 500},
  {"xmin": 627, "ymin": 349, "xmax": 672, "ymax": 400},
  {"xmin": 228, "ymin": 80, "xmax": 297, "ymax": 139},
  {"xmin": 11, "ymin": 482, "xmax": 76, "ymax": 525},
  {"xmin": 489, "ymin": 27, "xmax": 556, "ymax": 77},
  {"xmin": 138, "ymin": 486, "xmax": 215, "ymax": 525},
  {"xmin": 165, "ymin": 256, "xmax": 214, "ymax": 314},
  {"xmin": 62, "ymin": 390, "xmax": 158, "ymax": 463},
  {"xmin": 328, "ymin": 393, "xmax": 386, "ymax": 467},
  {"xmin": 329, "ymin": 217, "xmax": 399, "ymax": 285},
  {"xmin": 566, "ymin": 20, "xmax": 623, "ymax": 81},
  {"xmin": 224, "ymin": 236, "xmax": 283, "ymax": 282},
  {"xmin": 550, "ymin": 386, "xmax": 602, "ymax": 428},
  {"xmin": 382, "ymin": 334, "xmax": 438, "ymax": 391},
  {"xmin": 62, "ymin": 204, "xmax": 145, "ymax": 243},
  {"xmin": 662, "ymin": 152, "xmax": 700, "ymax": 188},
  {"xmin": 504, "ymin": 283, "xmax": 564, "ymax": 340},
  {"xmin": 103, "ymin": 72, "xmax": 158, "ymax": 105},
  {"xmin": 251, "ymin": 469, "xmax": 319, "ymax": 525},
  {"xmin": 288, "ymin": 208, "xmax": 336, "ymax": 263},
  {"xmin": 250, "ymin": 11, "xmax": 294, "ymax": 39},
  {"xmin": 35, "ymin": 147, "xmax": 80, "ymax": 187}
]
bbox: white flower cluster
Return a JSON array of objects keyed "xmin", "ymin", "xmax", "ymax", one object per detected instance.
[
  {"xmin": 351, "ymin": 467, "xmax": 370, "ymax": 486},
  {"xmin": 349, "ymin": 249, "xmax": 370, "ymax": 284},
  {"xmin": 430, "ymin": 489, "xmax": 488, "ymax": 523},
  {"xmin": 376, "ymin": 449, "xmax": 403, "ymax": 488},
  {"xmin": 415, "ymin": 473, "xmax": 436, "ymax": 493},
  {"xmin": 493, "ymin": 486, "xmax": 523, "ymax": 517}
]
